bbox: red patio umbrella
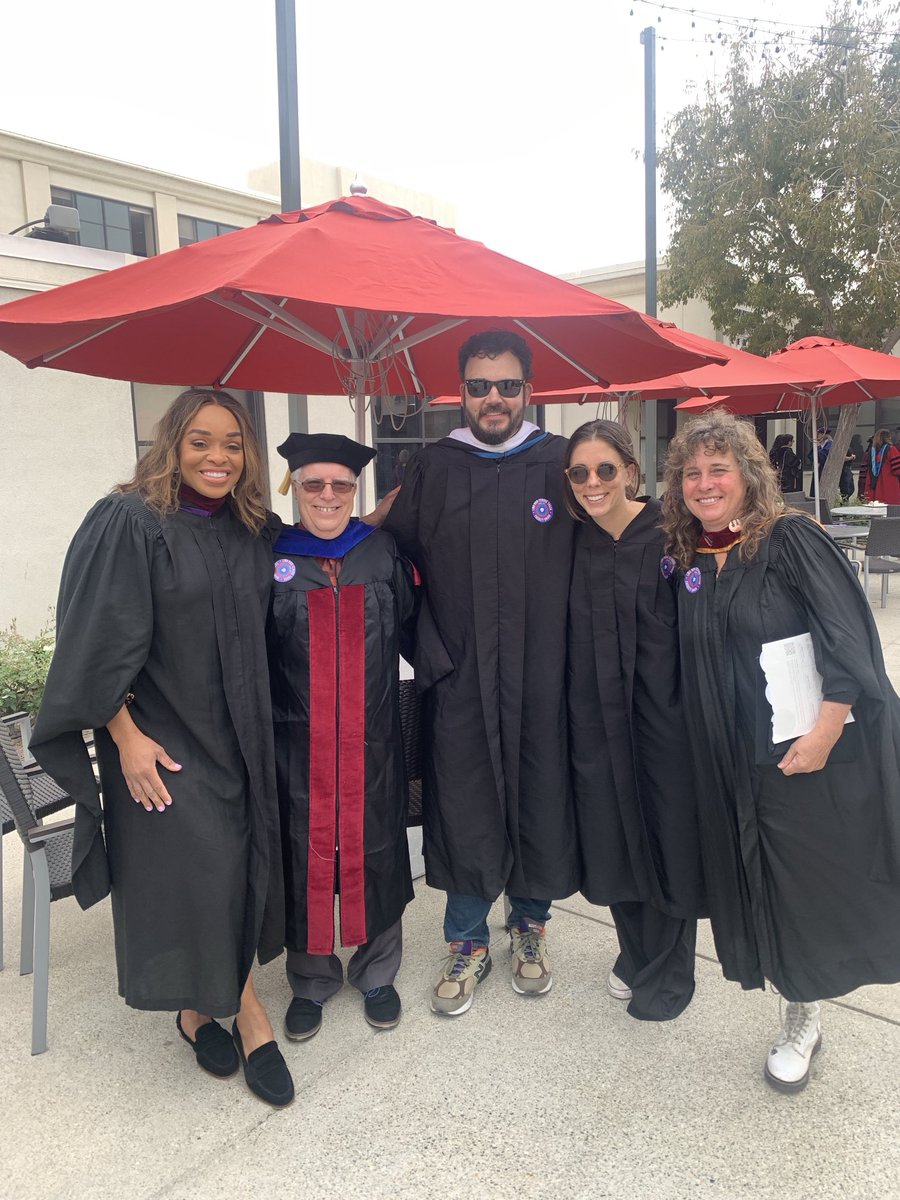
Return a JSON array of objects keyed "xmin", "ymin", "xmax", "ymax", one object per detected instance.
[
  {"xmin": 431, "ymin": 332, "xmax": 819, "ymax": 407},
  {"xmin": 0, "ymin": 195, "xmax": 721, "ymax": 452},
  {"xmin": 676, "ymin": 337, "xmax": 900, "ymax": 518},
  {"xmin": 527, "ymin": 336, "xmax": 822, "ymax": 403}
]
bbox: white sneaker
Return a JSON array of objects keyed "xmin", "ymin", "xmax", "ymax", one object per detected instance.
[
  {"xmin": 607, "ymin": 969, "xmax": 633, "ymax": 1001},
  {"xmin": 764, "ymin": 1001, "xmax": 822, "ymax": 1093}
]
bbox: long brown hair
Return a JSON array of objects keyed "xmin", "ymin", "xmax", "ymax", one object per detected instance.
[
  {"xmin": 118, "ymin": 388, "xmax": 268, "ymax": 533},
  {"xmin": 563, "ymin": 419, "xmax": 641, "ymax": 521},
  {"xmin": 660, "ymin": 410, "xmax": 784, "ymax": 569}
]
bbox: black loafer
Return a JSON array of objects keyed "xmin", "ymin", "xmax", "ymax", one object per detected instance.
[
  {"xmin": 284, "ymin": 997, "xmax": 323, "ymax": 1041},
  {"xmin": 176, "ymin": 1012, "xmax": 239, "ymax": 1078},
  {"xmin": 232, "ymin": 1020, "xmax": 295, "ymax": 1107},
  {"xmin": 364, "ymin": 985, "xmax": 401, "ymax": 1029}
]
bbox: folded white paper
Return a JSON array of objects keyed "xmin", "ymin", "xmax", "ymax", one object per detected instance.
[{"xmin": 759, "ymin": 632, "xmax": 853, "ymax": 744}]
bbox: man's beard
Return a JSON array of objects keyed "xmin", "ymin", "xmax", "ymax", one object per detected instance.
[{"xmin": 464, "ymin": 403, "xmax": 526, "ymax": 446}]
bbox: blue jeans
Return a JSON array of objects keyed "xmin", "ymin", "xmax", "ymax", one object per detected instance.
[{"xmin": 443, "ymin": 892, "xmax": 551, "ymax": 948}]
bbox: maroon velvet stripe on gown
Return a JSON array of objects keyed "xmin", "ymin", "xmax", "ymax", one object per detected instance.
[{"xmin": 306, "ymin": 585, "xmax": 368, "ymax": 954}]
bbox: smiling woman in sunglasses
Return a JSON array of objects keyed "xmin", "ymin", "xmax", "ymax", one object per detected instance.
[
  {"xmin": 266, "ymin": 433, "xmax": 417, "ymax": 1043},
  {"xmin": 564, "ymin": 419, "xmax": 705, "ymax": 1021}
]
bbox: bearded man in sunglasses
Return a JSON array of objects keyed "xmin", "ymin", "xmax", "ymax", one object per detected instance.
[
  {"xmin": 384, "ymin": 330, "xmax": 578, "ymax": 1015},
  {"xmin": 266, "ymin": 433, "xmax": 418, "ymax": 1040}
]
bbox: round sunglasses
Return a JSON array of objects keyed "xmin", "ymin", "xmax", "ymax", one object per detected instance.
[{"xmin": 564, "ymin": 463, "xmax": 629, "ymax": 485}]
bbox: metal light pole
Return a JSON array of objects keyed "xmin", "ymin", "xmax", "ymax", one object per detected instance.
[
  {"xmin": 275, "ymin": 0, "xmax": 301, "ymax": 212},
  {"xmin": 640, "ymin": 25, "xmax": 658, "ymax": 494},
  {"xmin": 274, "ymin": 0, "xmax": 307, "ymax": 445}
]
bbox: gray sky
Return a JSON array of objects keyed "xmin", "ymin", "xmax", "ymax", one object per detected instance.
[{"xmin": 1, "ymin": 0, "xmax": 867, "ymax": 274}]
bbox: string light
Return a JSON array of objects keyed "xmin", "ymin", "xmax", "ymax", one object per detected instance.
[{"xmin": 626, "ymin": 0, "xmax": 899, "ymax": 57}]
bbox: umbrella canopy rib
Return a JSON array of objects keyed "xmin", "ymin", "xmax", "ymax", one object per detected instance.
[
  {"xmin": 513, "ymin": 319, "xmax": 605, "ymax": 386},
  {"xmin": 216, "ymin": 297, "xmax": 288, "ymax": 387},
  {"xmin": 41, "ymin": 319, "xmax": 127, "ymax": 365}
]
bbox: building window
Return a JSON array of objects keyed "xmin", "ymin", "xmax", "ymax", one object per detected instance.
[
  {"xmin": 371, "ymin": 397, "xmax": 543, "ymax": 499},
  {"xmin": 50, "ymin": 187, "xmax": 155, "ymax": 256},
  {"xmin": 178, "ymin": 215, "xmax": 241, "ymax": 246}
]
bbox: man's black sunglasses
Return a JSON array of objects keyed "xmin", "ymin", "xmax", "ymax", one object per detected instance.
[{"xmin": 464, "ymin": 378, "xmax": 526, "ymax": 400}]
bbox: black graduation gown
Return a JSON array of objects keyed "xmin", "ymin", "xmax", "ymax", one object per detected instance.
[
  {"xmin": 678, "ymin": 514, "xmax": 900, "ymax": 1001},
  {"xmin": 568, "ymin": 499, "xmax": 705, "ymax": 918},
  {"xmin": 385, "ymin": 431, "xmax": 579, "ymax": 901},
  {"xmin": 29, "ymin": 492, "xmax": 284, "ymax": 1016},
  {"xmin": 266, "ymin": 528, "xmax": 417, "ymax": 955}
]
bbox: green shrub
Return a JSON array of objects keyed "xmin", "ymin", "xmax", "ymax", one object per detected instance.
[{"xmin": 0, "ymin": 618, "xmax": 55, "ymax": 717}]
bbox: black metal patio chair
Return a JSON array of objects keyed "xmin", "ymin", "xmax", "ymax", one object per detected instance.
[
  {"xmin": 0, "ymin": 713, "xmax": 73, "ymax": 973},
  {"xmin": 863, "ymin": 518, "xmax": 900, "ymax": 608},
  {"xmin": 0, "ymin": 720, "xmax": 75, "ymax": 1054},
  {"xmin": 399, "ymin": 678, "xmax": 423, "ymax": 827}
]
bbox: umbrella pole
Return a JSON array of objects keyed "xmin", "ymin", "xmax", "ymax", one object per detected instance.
[
  {"xmin": 348, "ymin": 361, "xmax": 369, "ymax": 516},
  {"xmin": 810, "ymin": 392, "xmax": 821, "ymax": 522}
]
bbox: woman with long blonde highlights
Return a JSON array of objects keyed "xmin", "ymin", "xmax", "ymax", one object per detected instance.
[
  {"xmin": 660, "ymin": 408, "xmax": 900, "ymax": 1095},
  {"xmin": 31, "ymin": 388, "xmax": 294, "ymax": 1107}
]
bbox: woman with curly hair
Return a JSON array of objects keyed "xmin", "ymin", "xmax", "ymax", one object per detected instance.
[
  {"xmin": 30, "ymin": 388, "xmax": 293, "ymax": 1107},
  {"xmin": 660, "ymin": 409, "xmax": 900, "ymax": 1093},
  {"xmin": 564, "ymin": 420, "xmax": 704, "ymax": 1022}
]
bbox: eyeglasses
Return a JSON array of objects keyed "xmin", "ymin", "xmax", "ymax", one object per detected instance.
[
  {"xmin": 565, "ymin": 463, "xmax": 627, "ymax": 485},
  {"xmin": 464, "ymin": 378, "xmax": 526, "ymax": 400},
  {"xmin": 296, "ymin": 478, "xmax": 357, "ymax": 495}
]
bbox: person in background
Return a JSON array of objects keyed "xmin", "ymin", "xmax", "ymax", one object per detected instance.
[
  {"xmin": 769, "ymin": 434, "xmax": 802, "ymax": 494},
  {"xmin": 661, "ymin": 409, "xmax": 900, "ymax": 1093},
  {"xmin": 267, "ymin": 434, "xmax": 417, "ymax": 1042},
  {"xmin": 859, "ymin": 429, "xmax": 900, "ymax": 503},
  {"xmin": 565, "ymin": 420, "xmax": 704, "ymax": 1021},
  {"xmin": 30, "ymin": 389, "xmax": 293, "ymax": 1108}
]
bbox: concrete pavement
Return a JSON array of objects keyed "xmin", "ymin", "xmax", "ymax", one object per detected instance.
[{"xmin": 3, "ymin": 581, "xmax": 900, "ymax": 1200}]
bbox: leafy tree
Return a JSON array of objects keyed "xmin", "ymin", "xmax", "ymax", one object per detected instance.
[{"xmin": 660, "ymin": 1, "xmax": 900, "ymax": 501}]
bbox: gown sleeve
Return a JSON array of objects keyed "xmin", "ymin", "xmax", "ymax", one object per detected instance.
[
  {"xmin": 382, "ymin": 452, "xmax": 425, "ymax": 561},
  {"xmin": 29, "ymin": 494, "xmax": 158, "ymax": 907},
  {"xmin": 771, "ymin": 514, "xmax": 886, "ymax": 708},
  {"xmin": 771, "ymin": 514, "xmax": 900, "ymax": 881},
  {"xmin": 391, "ymin": 547, "xmax": 420, "ymax": 666}
]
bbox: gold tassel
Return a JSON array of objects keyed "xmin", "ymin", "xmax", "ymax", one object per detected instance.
[{"xmin": 277, "ymin": 468, "xmax": 293, "ymax": 496}]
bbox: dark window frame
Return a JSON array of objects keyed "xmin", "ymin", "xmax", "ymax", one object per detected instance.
[
  {"xmin": 50, "ymin": 186, "xmax": 156, "ymax": 257},
  {"xmin": 177, "ymin": 214, "xmax": 242, "ymax": 246}
]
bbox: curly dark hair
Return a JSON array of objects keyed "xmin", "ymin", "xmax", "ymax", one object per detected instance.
[
  {"xmin": 117, "ymin": 388, "xmax": 268, "ymax": 534},
  {"xmin": 563, "ymin": 419, "xmax": 641, "ymax": 521},
  {"xmin": 457, "ymin": 330, "xmax": 533, "ymax": 380},
  {"xmin": 660, "ymin": 410, "xmax": 783, "ymax": 569}
]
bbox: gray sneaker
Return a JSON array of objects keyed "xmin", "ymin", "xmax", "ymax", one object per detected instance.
[
  {"xmin": 509, "ymin": 918, "xmax": 553, "ymax": 996},
  {"xmin": 431, "ymin": 941, "xmax": 492, "ymax": 1016}
]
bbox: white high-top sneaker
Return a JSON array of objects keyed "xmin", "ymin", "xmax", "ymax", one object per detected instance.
[
  {"xmin": 764, "ymin": 1000, "xmax": 822, "ymax": 1093},
  {"xmin": 607, "ymin": 969, "xmax": 633, "ymax": 1001}
]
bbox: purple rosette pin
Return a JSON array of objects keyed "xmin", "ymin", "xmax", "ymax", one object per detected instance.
[
  {"xmin": 531, "ymin": 498, "xmax": 554, "ymax": 523},
  {"xmin": 684, "ymin": 566, "xmax": 702, "ymax": 594},
  {"xmin": 273, "ymin": 558, "xmax": 296, "ymax": 582},
  {"xmin": 660, "ymin": 555, "xmax": 676, "ymax": 580}
]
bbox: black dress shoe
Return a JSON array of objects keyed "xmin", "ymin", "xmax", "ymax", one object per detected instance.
[
  {"xmin": 284, "ymin": 997, "xmax": 323, "ymax": 1041},
  {"xmin": 364, "ymin": 985, "xmax": 402, "ymax": 1029},
  {"xmin": 176, "ymin": 1012, "xmax": 239, "ymax": 1078},
  {"xmin": 231, "ymin": 1021, "xmax": 295, "ymax": 1107}
]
